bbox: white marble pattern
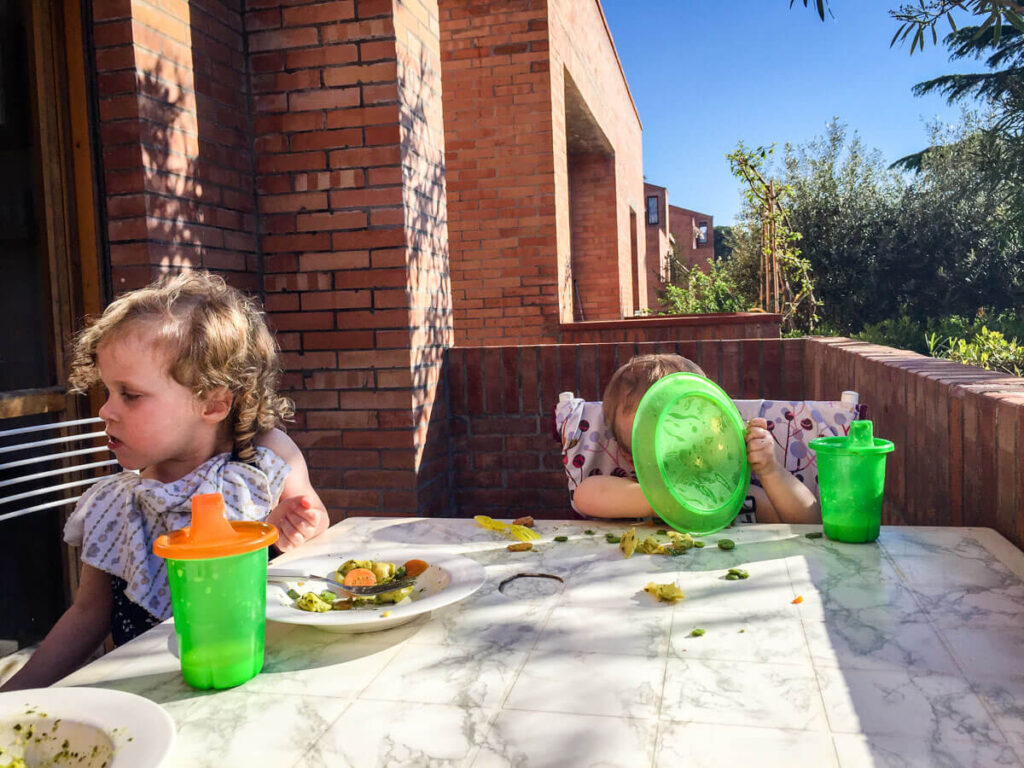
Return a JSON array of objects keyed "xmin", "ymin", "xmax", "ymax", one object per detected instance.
[
  {"xmin": 656, "ymin": 721, "xmax": 840, "ymax": 767},
  {"xmin": 471, "ymin": 710, "xmax": 657, "ymax": 768},
  {"xmin": 54, "ymin": 520, "xmax": 1024, "ymax": 768},
  {"xmin": 661, "ymin": 657, "xmax": 829, "ymax": 730}
]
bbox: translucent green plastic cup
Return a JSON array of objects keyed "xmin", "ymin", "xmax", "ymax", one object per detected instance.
[
  {"xmin": 154, "ymin": 493, "xmax": 278, "ymax": 689},
  {"xmin": 809, "ymin": 421, "xmax": 895, "ymax": 543}
]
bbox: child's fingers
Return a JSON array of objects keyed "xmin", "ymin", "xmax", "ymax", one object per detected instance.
[
  {"xmin": 289, "ymin": 503, "xmax": 321, "ymax": 527},
  {"xmin": 275, "ymin": 517, "xmax": 305, "ymax": 551}
]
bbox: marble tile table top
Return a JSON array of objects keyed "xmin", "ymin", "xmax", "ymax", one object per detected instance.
[{"xmin": 60, "ymin": 518, "xmax": 1024, "ymax": 768}]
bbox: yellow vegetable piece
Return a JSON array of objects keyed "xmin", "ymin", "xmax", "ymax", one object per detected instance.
[
  {"xmin": 507, "ymin": 541, "xmax": 533, "ymax": 551},
  {"xmin": 644, "ymin": 582, "xmax": 685, "ymax": 603},
  {"xmin": 619, "ymin": 527, "xmax": 637, "ymax": 558},
  {"xmin": 508, "ymin": 523, "xmax": 540, "ymax": 541},
  {"xmin": 636, "ymin": 536, "xmax": 663, "ymax": 555},
  {"xmin": 474, "ymin": 515, "xmax": 509, "ymax": 532}
]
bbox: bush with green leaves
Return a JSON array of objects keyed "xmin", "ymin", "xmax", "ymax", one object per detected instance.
[
  {"xmin": 927, "ymin": 326, "xmax": 1024, "ymax": 376},
  {"xmin": 657, "ymin": 258, "xmax": 748, "ymax": 315}
]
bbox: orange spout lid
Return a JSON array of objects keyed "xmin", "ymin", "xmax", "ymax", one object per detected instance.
[{"xmin": 152, "ymin": 492, "xmax": 278, "ymax": 560}]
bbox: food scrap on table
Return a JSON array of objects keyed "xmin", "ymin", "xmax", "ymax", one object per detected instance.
[
  {"xmin": 507, "ymin": 541, "xmax": 533, "ymax": 552},
  {"xmin": 792, "ymin": 595, "xmax": 804, "ymax": 604},
  {"xmin": 474, "ymin": 515, "xmax": 541, "ymax": 542},
  {"xmin": 689, "ymin": 628, "xmax": 706, "ymax": 637},
  {"xmin": 724, "ymin": 568, "xmax": 749, "ymax": 581},
  {"xmin": 644, "ymin": 582, "xmax": 685, "ymax": 603},
  {"xmin": 513, "ymin": 515, "xmax": 535, "ymax": 527}
]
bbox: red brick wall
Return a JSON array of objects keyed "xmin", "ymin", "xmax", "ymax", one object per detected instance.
[
  {"xmin": 569, "ymin": 151, "xmax": 618, "ymax": 321},
  {"xmin": 560, "ymin": 314, "xmax": 781, "ymax": 344},
  {"xmin": 439, "ymin": 0, "xmax": 558, "ymax": 345},
  {"xmin": 448, "ymin": 338, "xmax": 806, "ymax": 518},
  {"xmin": 244, "ymin": 0, "xmax": 449, "ymax": 519},
  {"xmin": 93, "ymin": 0, "xmax": 258, "ymax": 292},
  {"xmin": 669, "ymin": 204, "xmax": 714, "ymax": 272},
  {"xmin": 439, "ymin": 0, "xmax": 645, "ymax": 345}
]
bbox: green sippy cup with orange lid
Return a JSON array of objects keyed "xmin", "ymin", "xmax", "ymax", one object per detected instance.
[
  {"xmin": 810, "ymin": 420, "xmax": 895, "ymax": 543},
  {"xmin": 153, "ymin": 492, "xmax": 278, "ymax": 689}
]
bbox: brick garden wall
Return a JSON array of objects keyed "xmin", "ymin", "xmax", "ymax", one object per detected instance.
[
  {"xmin": 447, "ymin": 336, "xmax": 1024, "ymax": 552},
  {"xmin": 94, "ymin": 0, "xmax": 259, "ymax": 292},
  {"xmin": 560, "ymin": 313, "xmax": 782, "ymax": 344},
  {"xmin": 447, "ymin": 338, "xmax": 806, "ymax": 518}
]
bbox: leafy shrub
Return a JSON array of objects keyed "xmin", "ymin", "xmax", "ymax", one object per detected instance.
[
  {"xmin": 928, "ymin": 326, "xmax": 1024, "ymax": 376},
  {"xmin": 657, "ymin": 258, "xmax": 748, "ymax": 315}
]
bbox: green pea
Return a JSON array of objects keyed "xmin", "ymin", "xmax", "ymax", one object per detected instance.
[
  {"xmin": 320, "ymin": 590, "xmax": 338, "ymax": 602},
  {"xmin": 805, "ymin": 531, "xmax": 824, "ymax": 539},
  {"xmin": 584, "ymin": 529, "xmax": 595, "ymax": 535},
  {"xmin": 694, "ymin": 541, "xmax": 706, "ymax": 548},
  {"xmin": 727, "ymin": 568, "xmax": 749, "ymax": 579},
  {"xmin": 657, "ymin": 529, "xmax": 668, "ymax": 535},
  {"xmin": 286, "ymin": 588, "xmax": 301, "ymax": 600},
  {"xmin": 605, "ymin": 535, "xmax": 621, "ymax": 544},
  {"xmin": 725, "ymin": 573, "xmax": 740, "ymax": 580},
  {"xmin": 667, "ymin": 547, "xmax": 689, "ymax": 556},
  {"xmin": 717, "ymin": 538, "xmax": 736, "ymax": 550},
  {"xmin": 690, "ymin": 628, "xmax": 705, "ymax": 637},
  {"xmin": 554, "ymin": 535, "xmax": 568, "ymax": 542}
]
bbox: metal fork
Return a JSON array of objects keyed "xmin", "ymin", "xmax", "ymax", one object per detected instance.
[{"xmin": 267, "ymin": 568, "xmax": 415, "ymax": 596}]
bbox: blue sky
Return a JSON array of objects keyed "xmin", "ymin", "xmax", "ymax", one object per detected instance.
[{"xmin": 600, "ymin": 1, "xmax": 978, "ymax": 225}]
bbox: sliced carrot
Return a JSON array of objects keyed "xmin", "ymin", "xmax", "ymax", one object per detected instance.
[
  {"xmin": 343, "ymin": 568, "xmax": 377, "ymax": 587},
  {"xmin": 791, "ymin": 595, "xmax": 804, "ymax": 604},
  {"xmin": 404, "ymin": 559, "xmax": 429, "ymax": 578}
]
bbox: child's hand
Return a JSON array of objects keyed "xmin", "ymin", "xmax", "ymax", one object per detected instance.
[
  {"xmin": 267, "ymin": 495, "xmax": 327, "ymax": 551},
  {"xmin": 745, "ymin": 418, "xmax": 779, "ymax": 476}
]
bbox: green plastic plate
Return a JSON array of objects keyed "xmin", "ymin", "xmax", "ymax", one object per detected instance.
[{"xmin": 631, "ymin": 373, "xmax": 750, "ymax": 535}]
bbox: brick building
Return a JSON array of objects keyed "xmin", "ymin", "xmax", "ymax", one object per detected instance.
[
  {"xmin": 669, "ymin": 204, "xmax": 714, "ymax": 272},
  {"xmin": 3, "ymin": 0, "xmax": 645, "ymax": 530},
  {"xmin": 643, "ymin": 182, "xmax": 669, "ymax": 310}
]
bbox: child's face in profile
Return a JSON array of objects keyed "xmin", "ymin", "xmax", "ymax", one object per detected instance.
[
  {"xmin": 96, "ymin": 326, "xmax": 215, "ymax": 483},
  {"xmin": 614, "ymin": 407, "xmax": 636, "ymax": 459}
]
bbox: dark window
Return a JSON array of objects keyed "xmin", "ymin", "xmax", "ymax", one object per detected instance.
[
  {"xmin": 646, "ymin": 196, "xmax": 658, "ymax": 225},
  {"xmin": 698, "ymin": 221, "xmax": 708, "ymax": 244}
]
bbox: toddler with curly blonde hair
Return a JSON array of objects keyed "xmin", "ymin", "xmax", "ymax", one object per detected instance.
[{"xmin": 2, "ymin": 271, "xmax": 327, "ymax": 691}]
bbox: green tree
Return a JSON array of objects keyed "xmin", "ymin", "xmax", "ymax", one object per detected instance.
[{"xmin": 793, "ymin": 0, "xmax": 1024, "ymax": 53}]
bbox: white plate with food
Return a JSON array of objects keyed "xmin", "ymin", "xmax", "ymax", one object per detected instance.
[
  {"xmin": 0, "ymin": 686, "xmax": 175, "ymax": 768},
  {"xmin": 265, "ymin": 549, "xmax": 486, "ymax": 633}
]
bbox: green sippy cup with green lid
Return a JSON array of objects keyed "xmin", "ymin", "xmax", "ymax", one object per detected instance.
[
  {"xmin": 153, "ymin": 492, "xmax": 278, "ymax": 689},
  {"xmin": 809, "ymin": 420, "xmax": 895, "ymax": 543}
]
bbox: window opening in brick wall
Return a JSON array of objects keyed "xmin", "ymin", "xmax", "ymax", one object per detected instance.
[
  {"xmin": 698, "ymin": 221, "xmax": 708, "ymax": 244},
  {"xmin": 646, "ymin": 195, "xmax": 658, "ymax": 225}
]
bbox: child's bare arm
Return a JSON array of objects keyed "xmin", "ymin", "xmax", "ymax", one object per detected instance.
[
  {"xmin": 573, "ymin": 474, "xmax": 653, "ymax": 518},
  {"xmin": 745, "ymin": 418, "xmax": 819, "ymax": 524},
  {"xmin": 0, "ymin": 564, "xmax": 112, "ymax": 691},
  {"xmin": 258, "ymin": 428, "xmax": 329, "ymax": 550}
]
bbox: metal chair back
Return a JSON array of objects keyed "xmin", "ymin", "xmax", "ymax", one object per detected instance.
[{"xmin": 0, "ymin": 417, "xmax": 117, "ymax": 524}]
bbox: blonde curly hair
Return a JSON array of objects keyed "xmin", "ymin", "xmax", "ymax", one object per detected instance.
[
  {"xmin": 69, "ymin": 271, "xmax": 293, "ymax": 464},
  {"xmin": 602, "ymin": 354, "xmax": 705, "ymax": 448}
]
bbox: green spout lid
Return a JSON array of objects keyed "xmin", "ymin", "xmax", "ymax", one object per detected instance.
[{"xmin": 809, "ymin": 420, "xmax": 895, "ymax": 456}]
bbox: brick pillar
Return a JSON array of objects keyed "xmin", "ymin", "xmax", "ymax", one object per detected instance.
[
  {"xmin": 93, "ymin": 0, "xmax": 259, "ymax": 292},
  {"xmin": 247, "ymin": 0, "xmax": 451, "ymax": 518},
  {"xmin": 439, "ymin": 0, "xmax": 558, "ymax": 345},
  {"xmin": 568, "ymin": 151, "xmax": 617, "ymax": 321}
]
